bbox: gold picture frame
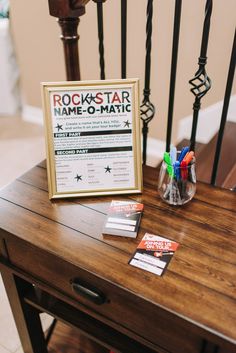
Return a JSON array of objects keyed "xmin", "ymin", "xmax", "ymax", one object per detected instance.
[{"xmin": 41, "ymin": 79, "xmax": 142, "ymax": 199}]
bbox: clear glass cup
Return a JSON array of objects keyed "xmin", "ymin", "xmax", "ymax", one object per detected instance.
[{"xmin": 158, "ymin": 157, "xmax": 196, "ymax": 206}]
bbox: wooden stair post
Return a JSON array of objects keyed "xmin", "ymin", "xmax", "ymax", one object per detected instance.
[{"xmin": 48, "ymin": 0, "xmax": 90, "ymax": 81}]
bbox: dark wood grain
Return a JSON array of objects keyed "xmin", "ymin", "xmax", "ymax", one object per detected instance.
[
  {"xmin": 0, "ymin": 164, "xmax": 236, "ymax": 353},
  {"xmin": 48, "ymin": 0, "xmax": 90, "ymax": 18},
  {"xmin": 16, "ymin": 167, "xmax": 236, "ymax": 266},
  {"xmin": 3, "ymin": 235, "xmax": 214, "ymax": 353},
  {"xmin": 48, "ymin": 320, "xmax": 109, "ymax": 353},
  {"xmin": 197, "ymin": 121, "xmax": 236, "ymax": 186},
  {"xmin": 18, "ymin": 165, "xmax": 236, "ymax": 238},
  {"xmin": 223, "ymin": 163, "xmax": 236, "ymax": 189},
  {"xmin": 48, "ymin": 0, "xmax": 90, "ymax": 81},
  {"xmin": 57, "ymin": 17, "xmax": 81, "ymax": 81},
  {"xmin": 29, "ymin": 162, "xmax": 236, "ymax": 213},
  {"xmin": 26, "ymin": 287, "xmax": 167, "ymax": 353},
  {"xmin": 0, "ymin": 199, "xmax": 235, "ymax": 348},
  {"xmin": 143, "ymin": 164, "xmax": 236, "ymax": 212},
  {"xmin": 0, "ymin": 271, "xmax": 48, "ymax": 353},
  {"xmin": 2, "ymin": 177, "xmax": 236, "ymax": 269}
]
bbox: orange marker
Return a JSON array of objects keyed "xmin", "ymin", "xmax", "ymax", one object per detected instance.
[{"xmin": 183, "ymin": 151, "xmax": 194, "ymax": 165}]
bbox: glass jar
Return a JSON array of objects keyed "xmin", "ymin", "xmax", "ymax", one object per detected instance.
[{"xmin": 158, "ymin": 158, "xmax": 196, "ymax": 206}]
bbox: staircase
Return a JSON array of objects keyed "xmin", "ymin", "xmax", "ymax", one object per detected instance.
[{"xmin": 177, "ymin": 121, "xmax": 236, "ymax": 190}]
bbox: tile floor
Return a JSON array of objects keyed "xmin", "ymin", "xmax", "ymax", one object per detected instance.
[{"xmin": 0, "ymin": 115, "xmax": 53, "ymax": 353}]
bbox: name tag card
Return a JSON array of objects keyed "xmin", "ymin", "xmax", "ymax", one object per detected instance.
[
  {"xmin": 41, "ymin": 79, "xmax": 142, "ymax": 199},
  {"xmin": 129, "ymin": 233, "xmax": 179, "ymax": 276}
]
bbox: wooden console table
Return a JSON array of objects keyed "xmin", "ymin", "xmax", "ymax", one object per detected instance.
[{"xmin": 0, "ymin": 161, "xmax": 235, "ymax": 353}]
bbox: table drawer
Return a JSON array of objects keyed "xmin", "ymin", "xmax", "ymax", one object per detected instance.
[{"xmin": 6, "ymin": 237, "xmax": 207, "ymax": 353}]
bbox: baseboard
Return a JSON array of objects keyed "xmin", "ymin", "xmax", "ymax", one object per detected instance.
[
  {"xmin": 177, "ymin": 95, "xmax": 236, "ymax": 143},
  {"xmin": 146, "ymin": 138, "xmax": 165, "ymax": 167},
  {"xmin": 22, "ymin": 105, "xmax": 43, "ymax": 125}
]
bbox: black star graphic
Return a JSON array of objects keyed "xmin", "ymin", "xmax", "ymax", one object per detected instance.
[
  {"xmin": 104, "ymin": 166, "xmax": 112, "ymax": 173},
  {"xmin": 74, "ymin": 174, "xmax": 82, "ymax": 181},
  {"xmin": 55, "ymin": 123, "xmax": 63, "ymax": 132},
  {"xmin": 124, "ymin": 120, "xmax": 131, "ymax": 128},
  {"xmin": 90, "ymin": 94, "xmax": 97, "ymax": 103}
]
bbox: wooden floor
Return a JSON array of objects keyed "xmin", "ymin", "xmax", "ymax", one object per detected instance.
[{"xmin": 48, "ymin": 321, "xmax": 110, "ymax": 353}]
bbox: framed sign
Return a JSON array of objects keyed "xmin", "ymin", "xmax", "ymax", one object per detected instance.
[{"xmin": 41, "ymin": 79, "xmax": 142, "ymax": 199}]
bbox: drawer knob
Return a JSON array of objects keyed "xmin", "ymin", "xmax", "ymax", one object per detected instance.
[{"xmin": 71, "ymin": 279, "xmax": 106, "ymax": 305}]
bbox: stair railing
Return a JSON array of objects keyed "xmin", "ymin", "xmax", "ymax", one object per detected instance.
[
  {"xmin": 189, "ymin": 0, "xmax": 212, "ymax": 152},
  {"xmin": 48, "ymin": 0, "xmax": 236, "ymax": 187},
  {"xmin": 211, "ymin": 28, "xmax": 236, "ymax": 186}
]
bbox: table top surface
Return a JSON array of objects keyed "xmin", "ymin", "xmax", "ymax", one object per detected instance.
[{"xmin": 0, "ymin": 161, "xmax": 235, "ymax": 346}]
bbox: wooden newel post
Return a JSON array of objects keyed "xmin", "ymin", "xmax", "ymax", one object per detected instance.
[
  {"xmin": 48, "ymin": 0, "xmax": 90, "ymax": 81},
  {"xmin": 57, "ymin": 17, "xmax": 81, "ymax": 81}
]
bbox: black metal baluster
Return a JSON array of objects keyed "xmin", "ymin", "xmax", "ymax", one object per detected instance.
[
  {"xmin": 189, "ymin": 0, "xmax": 212, "ymax": 151},
  {"xmin": 93, "ymin": 0, "xmax": 106, "ymax": 80},
  {"xmin": 121, "ymin": 0, "xmax": 127, "ymax": 78},
  {"xmin": 211, "ymin": 28, "xmax": 236, "ymax": 186},
  {"xmin": 140, "ymin": 0, "xmax": 155, "ymax": 165},
  {"xmin": 166, "ymin": 0, "xmax": 182, "ymax": 152}
]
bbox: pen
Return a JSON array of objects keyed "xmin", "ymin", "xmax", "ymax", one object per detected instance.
[
  {"xmin": 178, "ymin": 146, "xmax": 189, "ymax": 162},
  {"xmin": 174, "ymin": 160, "xmax": 181, "ymax": 181},
  {"xmin": 163, "ymin": 152, "xmax": 174, "ymax": 177},
  {"xmin": 180, "ymin": 160, "xmax": 188, "ymax": 180},
  {"xmin": 170, "ymin": 146, "xmax": 177, "ymax": 165},
  {"xmin": 183, "ymin": 151, "xmax": 194, "ymax": 165}
]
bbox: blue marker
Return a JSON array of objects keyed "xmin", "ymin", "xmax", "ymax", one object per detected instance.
[
  {"xmin": 174, "ymin": 160, "xmax": 181, "ymax": 180},
  {"xmin": 178, "ymin": 146, "xmax": 189, "ymax": 162}
]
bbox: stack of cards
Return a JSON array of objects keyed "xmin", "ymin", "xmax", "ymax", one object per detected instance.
[{"xmin": 103, "ymin": 200, "xmax": 144, "ymax": 238}]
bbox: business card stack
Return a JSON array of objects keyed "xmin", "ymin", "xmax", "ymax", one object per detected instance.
[{"xmin": 103, "ymin": 200, "xmax": 144, "ymax": 238}]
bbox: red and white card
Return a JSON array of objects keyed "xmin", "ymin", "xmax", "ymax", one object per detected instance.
[{"xmin": 129, "ymin": 233, "xmax": 179, "ymax": 276}]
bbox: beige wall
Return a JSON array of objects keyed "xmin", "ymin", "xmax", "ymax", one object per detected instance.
[{"xmin": 10, "ymin": 0, "xmax": 236, "ymax": 142}]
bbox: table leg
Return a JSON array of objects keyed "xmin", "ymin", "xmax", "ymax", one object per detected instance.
[
  {"xmin": 200, "ymin": 339, "xmax": 219, "ymax": 353},
  {"xmin": 1, "ymin": 269, "xmax": 48, "ymax": 353}
]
